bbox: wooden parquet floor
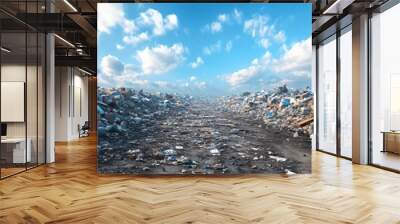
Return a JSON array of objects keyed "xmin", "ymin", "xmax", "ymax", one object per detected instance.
[{"xmin": 1, "ymin": 135, "xmax": 400, "ymax": 224}]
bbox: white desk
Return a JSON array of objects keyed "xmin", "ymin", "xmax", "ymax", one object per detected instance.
[{"xmin": 1, "ymin": 138, "xmax": 31, "ymax": 163}]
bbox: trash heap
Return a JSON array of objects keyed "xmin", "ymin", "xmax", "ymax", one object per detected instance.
[
  {"xmin": 97, "ymin": 86, "xmax": 312, "ymax": 174},
  {"xmin": 97, "ymin": 87, "xmax": 192, "ymax": 138},
  {"xmin": 220, "ymin": 85, "xmax": 314, "ymax": 137}
]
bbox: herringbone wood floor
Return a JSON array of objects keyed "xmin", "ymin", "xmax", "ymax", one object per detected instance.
[{"xmin": 1, "ymin": 135, "xmax": 400, "ymax": 224}]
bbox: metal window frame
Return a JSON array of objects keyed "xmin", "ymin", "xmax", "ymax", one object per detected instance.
[
  {"xmin": 315, "ymin": 21, "xmax": 353, "ymax": 161},
  {"xmin": 315, "ymin": 0, "xmax": 400, "ymax": 172}
]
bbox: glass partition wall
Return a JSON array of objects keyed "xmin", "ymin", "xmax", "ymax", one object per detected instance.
[
  {"xmin": 317, "ymin": 35, "xmax": 337, "ymax": 155},
  {"xmin": 370, "ymin": 3, "xmax": 400, "ymax": 171},
  {"xmin": 0, "ymin": 2, "xmax": 46, "ymax": 179},
  {"xmin": 316, "ymin": 26, "xmax": 352, "ymax": 159},
  {"xmin": 339, "ymin": 26, "xmax": 352, "ymax": 159}
]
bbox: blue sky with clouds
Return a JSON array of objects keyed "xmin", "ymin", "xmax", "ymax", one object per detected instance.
[{"xmin": 98, "ymin": 3, "xmax": 311, "ymax": 96}]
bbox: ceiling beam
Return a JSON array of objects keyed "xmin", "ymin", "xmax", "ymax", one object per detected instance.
[{"xmin": 55, "ymin": 55, "xmax": 96, "ymax": 73}]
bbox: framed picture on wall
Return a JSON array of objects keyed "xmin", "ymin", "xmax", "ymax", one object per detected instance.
[{"xmin": 97, "ymin": 3, "xmax": 313, "ymax": 175}]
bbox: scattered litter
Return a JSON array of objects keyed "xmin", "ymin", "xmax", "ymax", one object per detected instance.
[
  {"xmin": 269, "ymin": 155, "xmax": 287, "ymax": 162},
  {"xmin": 210, "ymin": 149, "xmax": 220, "ymax": 156}
]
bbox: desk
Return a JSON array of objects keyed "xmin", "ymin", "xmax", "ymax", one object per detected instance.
[
  {"xmin": 382, "ymin": 131, "xmax": 400, "ymax": 154},
  {"xmin": 1, "ymin": 138, "xmax": 31, "ymax": 163}
]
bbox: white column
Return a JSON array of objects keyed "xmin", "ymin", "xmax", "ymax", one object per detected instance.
[
  {"xmin": 46, "ymin": 32, "xmax": 55, "ymax": 163},
  {"xmin": 352, "ymin": 14, "xmax": 369, "ymax": 164}
]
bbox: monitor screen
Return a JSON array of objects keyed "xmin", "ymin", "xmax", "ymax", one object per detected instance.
[{"xmin": 1, "ymin": 123, "xmax": 7, "ymax": 137}]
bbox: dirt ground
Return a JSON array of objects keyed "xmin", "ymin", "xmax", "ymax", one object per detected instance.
[{"xmin": 98, "ymin": 99, "xmax": 311, "ymax": 175}]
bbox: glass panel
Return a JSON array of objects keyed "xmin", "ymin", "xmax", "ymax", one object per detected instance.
[
  {"xmin": 318, "ymin": 36, "xmax": 337, "ymax": 154},
  {"xmin": 38, "ymin": 32, "xmax": 45, "ymax": 165},
  {"xmin": 0, "ymin": 1, "xmax": 46, "ymax": 178},
  {"xmin": 371, "ymin": 4, "xmax": 400, "ymax": 171},
  {"xmin": 340, "ymin": 28, "xmax": 352, "ymax": 158},
  {"xmin": 1, "ymin": 30, "xmax": 27, "ymax": 177},
  {"xmin": 27, "ymin": 30, "xmax": 38, "ymax": 169},
  {"xmin": 26, "ymin": 0, "xmax": 39, "ymax": 169}
]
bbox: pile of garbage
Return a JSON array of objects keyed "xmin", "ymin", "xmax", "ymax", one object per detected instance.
[
  {"xmin": 219, "ymin": 85, "xmax": 314, "ymax": 137},
  {"xmin": 97, "ymin": 87, "xmax": 192, "ymax": 142},
  {"xmin": 97, "ymin": 86, "xmax": 312, "ymax": 174}
]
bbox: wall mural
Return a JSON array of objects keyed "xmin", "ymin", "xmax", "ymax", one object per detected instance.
[{"xmin": 97, "ymin": 3, "xmax": 313, "ymax": 175}]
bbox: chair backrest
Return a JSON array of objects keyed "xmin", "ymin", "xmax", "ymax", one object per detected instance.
[{"xmin": 82, "ymin": 121, "xmax": 90, "ymax": 129}]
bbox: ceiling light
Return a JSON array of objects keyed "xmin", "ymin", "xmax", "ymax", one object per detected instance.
[
  {"xmin": 63, "ymin": 0, "xmax": 78, "ymax": 12},
  {"xmin": 322, "ymin": 0, "xmax": 355, "ymax": 15},
  {"xmin": 1, "ymin": 47, "xmax": 11, "ymax": 53},
  {"xmin": 54, "ymin": 34, "xmax": 75, "ymax": 48},
  {"xmin": 78, "ymin": 67, "xmax": 92, "ymax": 76}
]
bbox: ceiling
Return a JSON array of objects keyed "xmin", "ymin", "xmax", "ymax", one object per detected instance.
[
  {"xmin": 311, "ymin": 0, "xmax": 391, "ymax": 44},
  {"xmin": 0, "ymin": 0, "xmax": 97, "ymax": 74}
]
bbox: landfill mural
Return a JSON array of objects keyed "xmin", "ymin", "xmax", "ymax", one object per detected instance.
[{"xmin": 97, "ymin": 3, "xmax": 313, "ymax": 175}]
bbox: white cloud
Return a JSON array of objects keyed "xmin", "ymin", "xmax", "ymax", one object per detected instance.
[
  {"xmin": 225, "ymin": 52, "xmax": 272, "ymax": 86},
  {"xmin": 211, "ymin": 22, "xmax": 222, "ymax": 33},
  {"xmin": 204, "ymin": 40, "xmax": 232, "ymax": 55},
  {"xmin": 186, "ymin": 77, "xmax": 206, "ymax": 89},
  {"xmin": 243, "ymin": 15, "xmax": 288, "ymax": 50},
  {"xmin": 225, "ymin": 40, "xmax": 233, "ymax": 52},
  {"xmin": 203, "ymin": 41, "xmax": 221, "ymax": 55},
  {"xmin": 259, "ymin": 38, "xmax": 270, "ymax": 49},
  {"xmin": 272, "ymin": 38, "xmax": 311, "ymax": 77},
  {"xmin": 123, "ymin": 20, "xmax": 136, "ymax": 34},
  {"xmin": 98, "ymin": 4, "xmax": 136, "ymax": 35},
  {"xmin": 244, "ymin": 15, "xmax": 270, "ymax": 38},
  {"xmin": 139, "ymin": 8, "xmax": 178, "ymax": 36},
  {"xmin": 99, "ymin": 55, "xmax": 148, "ymax": 88},
  {"xmin": 99, "ymin": 74, "xmax": 149, "ymax": 88},
  {"xmin": 116, "ymin": 44, "xmax": 124, "ymax": 50},
  {"xmin": 218, "ymin": 14, "xmax": 229, "ymax": 22},
  {"xmin": 101, "ymin": 55, "xmax": 125, "ymax": 77},
  {"xmin": 190, "ymin": 57, "xmax": 204, "ymax": 68},
  {"xmin": 136, "ymin": 43, "xmax": 185, "ymax": 75},
  {"xmin": 274, "ymin": 31, "xmax": 286, "ymax": 43},
  {"xmin": 123, "ymin": 32, "xmax": 149, "ymax": 45},
  {"xmin": 225, "ymin": 65, "xmax": 260, "ymax": 86},
  {"xmin": 99, "ymin": 6, "xmax": 179, "ymax": 46},
  {"xmin": 205, "ymin": 13, "xmax": 232, "ymax": 33},
  {"xmin": 195, "ymin": 81, "xmax": 207, "ymax": 89},
  {"xmin": 233, "ymin": 9, "xmax": 242, "ymax": 23},
  {"xmin": 165, "ymin": 14, "xmax": 178, "ymax": 30},
  {"xmin": 154, "ymin": 80, "xmax": 170, "ymax": 88},
  {"xmin": 224, "ymin": 37, "xmax": 311, "ymax": 87}
]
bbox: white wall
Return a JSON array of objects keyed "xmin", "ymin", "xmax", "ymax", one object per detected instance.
[
  {"xmin": 55, "ymin": 67, "xmax": 89, "ymax": 141},
  {"xmin": 55, "ymin": 66, "xmax": 70, "ymax": 141},
  {"xmin": 1, "ymin": 63, "xmax": 46, "ymax": 164}
]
